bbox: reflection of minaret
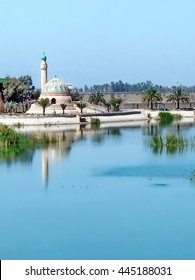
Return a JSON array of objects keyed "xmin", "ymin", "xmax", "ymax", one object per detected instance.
[
  {"xmin": 40, "ymin": 52, "xmax": 48, "ymax": 91},
  {"xmin": 39, "ymin": 130, "xmax": 80, "ymax": 187},
  {"xmin": 42, "ymin": 150, "xmax": 49, "ymax": 187}
]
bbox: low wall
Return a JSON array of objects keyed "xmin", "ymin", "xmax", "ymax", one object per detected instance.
[
  {"xmin": 86, "ymin": 113, "xmax": 147, "ymax": 123},
  {"xmin": 82, "ymin": 110, "xmax": 141, "ymax": 117}
]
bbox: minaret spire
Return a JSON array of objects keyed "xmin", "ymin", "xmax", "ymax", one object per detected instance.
[{"xmin": 40, "ymin": 52, "xmax": 48, "ymax": 91}]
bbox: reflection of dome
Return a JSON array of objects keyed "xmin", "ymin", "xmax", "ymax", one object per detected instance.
[{"xmin": 42, "ymin": 77, "xmax": 69, "ymax": 95}]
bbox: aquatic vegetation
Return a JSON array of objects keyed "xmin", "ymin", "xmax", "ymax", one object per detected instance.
[
  {"xmin": 173, "ymin": 114, "xmax": 182, "ymax": 121},
  {"xmin": 29, "ymin": 133, "xmax": 58, "ymax": 146},
  {"xmin": 158, "ymin": 112, "xmax": 182, "ymax": 125},
  {"xmin": 0, "ymin": 125, "xmax": 29, "ymax": 159},
  {"xmin": 0, "ymin": 124, "xmax": 59, "ymax": 160},
  {"xmin": 150, "ymin": 133, "xmax": 189, "ymax": 154},
  {"xmin": 91, "ymin": 118, "xmax": 100, "ymax": 129},
  {"xmin": 152, "ymin": 134, "xmax": 163, "ymax": 147},
  {"xmin": 0, "ymin": 124, "xmax": 27, "ymax": 146},
  {"xmin": 166, "ymin": 134, "xmax": 186, "ymax": 147}
]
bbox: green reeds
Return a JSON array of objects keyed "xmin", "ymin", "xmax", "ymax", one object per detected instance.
[
  {"xmin": 158, "ymin": 112, "xmax": 182, "ymax": 125},
  {"xmin": 29, "ymin": 133, "xmax": 58, "ymax": 146},
  {"xmin": 166, "ymin": 134, "xmax": 186, "ymax": 147},
  {"xmin": 152, "ymin": 134, "xmax": 163, "ymax": 148},
  {"xmin": 0, "ymin": 124, "xmax": 28, "ymax": 146},
  {"xmin": 173, "ymin": 114, "xmax": 182, "ymax": 121},
  {"xmin": 150, "ymin": 134, "xmax": 188, "ymax": 154},
  {"xmin": 91, "ymin": 118, "xmax": 100, "ymax": 129},
  {"xmin": 0, "ymin": 125, "xmax": 60, "ymax": 160}
]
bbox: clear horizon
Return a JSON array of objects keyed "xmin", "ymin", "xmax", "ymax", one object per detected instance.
[{"xmin": 1, "ymin": 0, "xmax": 195, "ymax": 88}]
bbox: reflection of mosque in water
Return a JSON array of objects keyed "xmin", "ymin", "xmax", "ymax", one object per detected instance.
[
  {"xmin": 38, "ymin": 129, "xmax": 80, "ymax": 187},
  {"xmin": 19, "ymin": 125, "xmax": 123, "ymax": 186},
  {"xmin": 0, "ymin": 125, "xmax": 123, "ymax": 186}
]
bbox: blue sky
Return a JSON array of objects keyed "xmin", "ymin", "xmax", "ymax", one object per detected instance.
[{"xmin": 1, "ymin": 0, "xmax": 195, "ymax": 88}]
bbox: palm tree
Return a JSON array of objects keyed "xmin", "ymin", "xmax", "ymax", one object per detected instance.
[
  {"xmin": 6, "ymin": 101, "xmax": 17, "ymax": 115},
  {"xmin": 102, "ymin": 100, "xmax": 111, "ymax": 112},
  {"xmin": 88, "ymin": 91, "xmax": 105, "ymax": 105},
  {"xmin": 60, "ymin": 103, "xmax": 67, "ymax": 114},
  {"xmin": 142, "ymin": 86, "xmax": 162, "ymax": 110},
  {"xmin": 167, "ymin": 86, "xmax": 190, "ymax": 109},
  {"xmin": 76, "ymin": 101, "xmax": 87, "ymax": 113},
  {"xmin": 37, "ymin": 98, "xmax": 50, "ymax": 115},
  {"xmin": 110, "ymin": 97, "xmax": 123, "ymax": 111}
]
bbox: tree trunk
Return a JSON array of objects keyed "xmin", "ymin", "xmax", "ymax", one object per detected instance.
[
  {"xmin": 43, "ymin": 107, "xmax": 45, "ymax": 115},
  {"xmin": 177, "ymin": 99, "xmax": 179, "ymax": 109}
]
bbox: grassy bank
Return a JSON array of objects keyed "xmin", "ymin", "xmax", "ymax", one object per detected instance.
[{"xmin": 0, "ymin": 124, "xmax": 59, "ymax": 159}]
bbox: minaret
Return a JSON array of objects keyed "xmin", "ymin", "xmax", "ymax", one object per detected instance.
[{"xmin": 40, "ymin": 52, "xmax": 48, "ymax": 91}]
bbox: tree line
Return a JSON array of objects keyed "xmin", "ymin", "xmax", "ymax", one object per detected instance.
[
  {"xmin": 0, "ymin": 76, "xmax": 192, "ymax": 114},
  {"xmin": 141, "ymin": 86, "xmax": 190, "ymax": 110},
  {"xmin": 82, "ymin": 80, "xmax": 195, "ymax": 93}
]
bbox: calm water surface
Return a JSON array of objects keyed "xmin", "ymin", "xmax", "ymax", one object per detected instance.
[{"xmin": 1, "ymin": 121, "xmax": 195, "ymax": 260}]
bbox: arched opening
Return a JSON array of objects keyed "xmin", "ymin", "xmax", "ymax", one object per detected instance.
[{"xmin": 51, "ymin": 98, "xmax": 56, "ymax": 104}]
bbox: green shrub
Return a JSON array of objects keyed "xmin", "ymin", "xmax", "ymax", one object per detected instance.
[
  {"xmin": 0, "ymin": 125, "xmax": 22, "ymax": 146},
  {"xmin": 91, "ymin": 118, "xmax": 100, "ymax": 129},
  {"xmin": 158, "ymin": 112, "xmax": 183, "ymax": 126},
  {"xmin": 158, "ymin": 112, "xmax": 174, "ymax": 125}
]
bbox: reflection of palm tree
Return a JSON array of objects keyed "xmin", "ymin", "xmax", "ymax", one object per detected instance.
[
  {"xmin": 167, "ymin": 87, "xmax": 190, "ymax": 109},
  {"xmin": 142, "ymin": 86, "xmax": 162, "ymax": 110},
  {"xmin": 76, "ymin": 101, "xmax": 86, "ymax": 113},
  {"xmin": 37, "ymin": 98, "xmax": 50, "ymax": 115}
]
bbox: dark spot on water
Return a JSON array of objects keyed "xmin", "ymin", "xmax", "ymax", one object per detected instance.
[
  {"xmin": 97, "ymin": 166, "xmax": 187, "ymax": 178},
  {"xmin": 152, "ymin": 183, "xmax": 169, "ymax": 187}
]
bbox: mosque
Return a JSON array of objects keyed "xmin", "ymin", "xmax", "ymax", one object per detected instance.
[{"xmin": 27, "ymin": 53, "xmax": 76, "ymax": 114}]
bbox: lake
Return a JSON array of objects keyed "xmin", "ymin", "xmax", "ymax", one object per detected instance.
[{"xmin": 1, "ymin": 120, "xmax": 195, "ymax": 260}]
